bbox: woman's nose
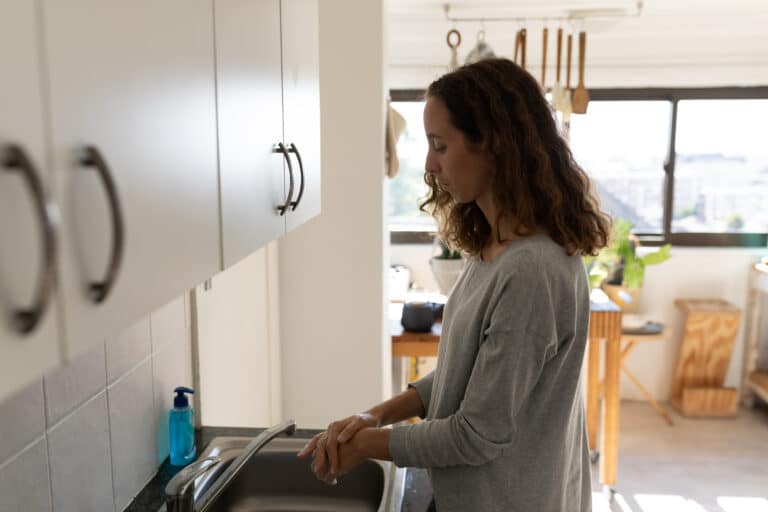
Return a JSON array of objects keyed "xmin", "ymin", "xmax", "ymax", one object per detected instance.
[{"xmin": 425, "ymin": 153, "xmax": 440, "ymax": 176}]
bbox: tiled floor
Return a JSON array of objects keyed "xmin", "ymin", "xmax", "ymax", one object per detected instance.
[{"xmin": 592, "ymin": 400, "xmax": 768, "ymax": 512}]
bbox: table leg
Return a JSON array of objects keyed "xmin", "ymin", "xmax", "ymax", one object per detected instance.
[
  {"xmin": 600, "ymin": 333, "xmax": 621, "ymax": 486},
  {"xmin": 409, "ymin": 356, "xmax": 420, "ymax": 381},
  {"xmin": 408, "ymin": 357, "xmax": 420, "ymax": 424},
  {"xmin": 587, "ymin": 336, "xmax": 601, "ymax": 451},
  {"xmin": 622, "ymin": 365, "xmax": 675, "ymax": 426}
]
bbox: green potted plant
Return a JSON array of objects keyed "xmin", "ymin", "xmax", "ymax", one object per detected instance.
[
  {"xmin": 584, "ymin": 218, "xmax": 671, "ymax": 312},
  {"xmin": 429, "ymin": 237, "xmax": 464, "ymax": 295}
]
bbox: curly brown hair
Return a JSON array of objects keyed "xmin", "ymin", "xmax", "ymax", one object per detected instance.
[{"xmin": 419, "ymin": 58, "xmax": 611, "ymax": 257}]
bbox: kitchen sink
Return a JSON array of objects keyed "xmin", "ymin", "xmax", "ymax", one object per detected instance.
[{"xmin": 179, "ymin": 436, "xmax": 405, "ymax": 512}]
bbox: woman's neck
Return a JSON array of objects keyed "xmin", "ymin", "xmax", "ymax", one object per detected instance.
[{"xmin": 476, "ymin": 191, "xmax": 518, "ymax": 242}]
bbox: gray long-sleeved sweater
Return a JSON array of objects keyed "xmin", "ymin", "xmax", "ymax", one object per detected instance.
[{"xmin": 388, "ymin": 233, "xmax": 592, "ymax": 512}]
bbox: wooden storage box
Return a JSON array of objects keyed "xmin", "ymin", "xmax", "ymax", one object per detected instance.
[
  {"xmin": 675, "ymin": 387, "xmax": 740, "ymax": 417},
  {"xmin": 671, "ymin": 299, "xmax": 742, "ymax": 417}
]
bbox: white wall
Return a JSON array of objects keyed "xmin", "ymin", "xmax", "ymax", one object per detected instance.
[
  {"xmin": 277, "ymin": 0, "xmax": 389, "ymax": 428},
  {"xmin": 628, "ymin": 246, "xmax": 766, "ymax": 401},
  {"xmin": 195, "ymin": 244, "xmax": 281, "ymax": 427},
  {"xmin": 391, "ymin": 244, "xmax": 767, "ymax": 401}
]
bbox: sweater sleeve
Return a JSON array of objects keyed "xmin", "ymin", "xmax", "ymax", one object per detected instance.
[
  {"xmin": 389, "ymin": 328, "xmax": 552, "ymax": 468},
  {"xmin": 389, "ymin": 269, "xmax": 556, "ymax": 469},
  {"xmin": 407, "ymin": 370, "xmax": 435, "ymax": 420}
]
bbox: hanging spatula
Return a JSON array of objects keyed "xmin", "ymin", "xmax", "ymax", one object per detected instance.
[
  {"xmin": 551, "ymin": 28, "xmax": 564, "ymax": 111},
  {"xmin": 541, "ymin": 27, "xmax": 548, "ymax": 91},
  {"xmin": 571, "ymin": 31, "xmax": 590, "ymax": 114},
  {"xmin": 561, "ymin": 33, "xmax": 573, "ymax": 122}
]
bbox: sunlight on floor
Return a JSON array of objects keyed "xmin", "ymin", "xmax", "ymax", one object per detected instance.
[
  {"xmin": 592, "ymin": 493, "xmax": 768, "ymax": 512},
  {"xmin": 718, "ymin": 497, "xmax": 768, "ymax": 512},
  {"xmin": 593, "ymin": 491, "xmax": 634, "ymax": 512},
  {"xmin": 635, "ymin": 494, "xmax": 708, "ymax": 512}
]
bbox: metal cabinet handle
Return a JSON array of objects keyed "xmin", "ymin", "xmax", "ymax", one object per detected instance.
[
  {"xmin": 79, "ymin": 146, "xmax": 124, "ymax": 304},
  {"xmin": 273, "ymin": 142, "xmax": 295, "ymax": 216},
  {"xmin": 2, "ymin": 145, "xmax": 59, "ymax": 335},
  {"xmin": 288, "ymin": 143, "xmax": 305, "ymax": 211}
]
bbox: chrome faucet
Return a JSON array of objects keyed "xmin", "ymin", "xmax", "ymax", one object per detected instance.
[{"xmin": 164, "ymin": 419, "xmax": 297, "ymax": 512}]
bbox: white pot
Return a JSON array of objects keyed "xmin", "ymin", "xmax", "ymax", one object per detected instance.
[{"xmin": 430, "ymin": 257, "xmax": 465, "ymax": 295}]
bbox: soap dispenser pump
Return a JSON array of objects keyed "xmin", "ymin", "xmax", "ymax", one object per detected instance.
[{"xmin": 169, "ymin": 386, "xmax": 196, "ymax": 466}]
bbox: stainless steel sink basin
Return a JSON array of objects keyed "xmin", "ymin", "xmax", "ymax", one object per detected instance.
[{"xmin": 185, "ymin": 436, "xmax": 405, "ymax": 512}]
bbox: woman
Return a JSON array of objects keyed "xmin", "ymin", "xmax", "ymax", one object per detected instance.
[{"xmin": 298, "ymin": 57, "xmax": 610, "ymax": 511}]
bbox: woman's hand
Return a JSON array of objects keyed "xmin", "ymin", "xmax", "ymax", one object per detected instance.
[
  {"xmin": 298, "ymin": 412, "xmax": 380, "ymax": 475},
  {"xmin": 296, "ymin": 430, "xmax": 367, "ymax": 483}
]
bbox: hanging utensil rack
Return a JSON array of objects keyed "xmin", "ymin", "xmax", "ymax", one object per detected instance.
[{"xmin": 442, "ymin": 1, "xmax": 643, "ymax": 25}]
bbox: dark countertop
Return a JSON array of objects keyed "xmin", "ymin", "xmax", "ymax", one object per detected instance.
[{"xmin": 126, "ymin": 426, "xmax": 433, "ymax": 512}]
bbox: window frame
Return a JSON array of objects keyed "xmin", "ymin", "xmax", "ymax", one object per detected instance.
[{"xmin": 389, "ymin": 87, "xmax": 768, "ymax": 248}]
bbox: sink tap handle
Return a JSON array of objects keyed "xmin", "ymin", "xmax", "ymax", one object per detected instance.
[
  {"xmin": 165, "ymin": 456, "xmax": 222, "ymax": 512},
  {"xmin": 197, "ymin": 419, "xmax": 297, "ymax": 512}
]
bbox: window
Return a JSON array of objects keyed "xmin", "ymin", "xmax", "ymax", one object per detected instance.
[
  {"xmin": 673, "ymin": 100, "xmax": 768, "ymax": 234},
  {"xmin": 388, "ymin": 88, "xmax": 768, "ymax": 247},
  {"xmin": 387, "ymin": 101, "xmax": 435, "ymax": 232},
  {"xmin": 569, "ymin": 101, "xmax": 671, "ymax": 234}
]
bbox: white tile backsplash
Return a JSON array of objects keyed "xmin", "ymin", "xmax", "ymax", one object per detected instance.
[
  {"xmin": 106, "ymin": 317, "xmax": 152, "ymax": 384},
  {"xmin": 0, "ymin": 378, "xmax": 45, "ymax": 464},
  {"xmin": 108, "ymin": 360, "xmax": 156, "ymax": 511},
  {"xmin": 150, "ymin": 296, "xmax": 187, "ymax": 354},
  {"xmin": 0, "ymin": 439, "xmax": 52, "ymax": 512},
  {"xmin": 48, "ymin": 393, "xmax": 114, "ymax": 512},
  {"xmin": 44, "ymin": 344, "xmax": 106, "ymax": 426},
  {"xmin": 0, "ymin": 291, "xmax": 193, "ymax": 511},
  {"xmin": 152, "ymin": 336, "xmax": 193, "ymax": 465}
]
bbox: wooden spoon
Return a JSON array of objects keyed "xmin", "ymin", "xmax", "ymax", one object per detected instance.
[
  {"xmin": 571, "ymin": 31, "xmax": 590, "ymax": 114},
  {"xmin": 561, "ymin": 33, "xmax": 573, "ymax": 123},
  {"xmin": 520, "ymin": 28, "xmax": 527, "ymax": 69},
  {"xmin": 513, "ymin": 29, "xmax": 521, "ymax": 64},
  {"xmin": 552, "ymin": 28, "xmax": 563, "ymax": 110},
  {"xmin": 541, "ymin": 27, "xmax": 548, "ymax": 89}
]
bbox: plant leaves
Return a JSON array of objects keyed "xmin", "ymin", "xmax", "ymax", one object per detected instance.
[
  {"xmin": 642, "ymin": 244, "xmax": 672, "ymax": 266},
  {"xmin": 623, "ymin": 258, "xmax": 645, "ymax": 289},
  {"xmin": 611, "ymin": 218, "xmax": 632, "ymax": 245}
]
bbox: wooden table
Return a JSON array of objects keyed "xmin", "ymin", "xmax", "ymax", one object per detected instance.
[
  {"xmin": 390, "ymin": 302, "xmax": 441, "ymax": 358},
  {"xmin": 585, "ymin": 296, "xmax": 622, "ymax": 488},
  {"xmin": 390, "ymin": 296, "xmax": 623, "ymax": 488}
]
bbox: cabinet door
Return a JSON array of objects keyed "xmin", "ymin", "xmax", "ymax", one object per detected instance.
[
  {"xmin": 0, "ymin": 0, "xmax": 62, "ymax": 400},
  {"xmin": 281, "ymin": 0, "xmax": 322, "ymax": 232},
  {"xmin": 43, "ymin": 0, "xmax": 221, "ymax": 358},
  {"xmin": 215, "ymin": 0, "xmax": 286, "ymax": 269}
]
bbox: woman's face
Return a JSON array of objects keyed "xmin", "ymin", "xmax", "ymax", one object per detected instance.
[{"xmin": 423, "ymin": 96, "xmax": 493, "ymax": 204}]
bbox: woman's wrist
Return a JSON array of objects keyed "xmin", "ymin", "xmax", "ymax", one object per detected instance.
[{"xmin": 351, "ymin": 427, "xmax": 392, "ymax": 461}]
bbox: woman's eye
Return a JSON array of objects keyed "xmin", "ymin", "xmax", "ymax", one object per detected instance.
[{"xmin": 434, "ymin": 146, "xmax": 446, "ymax": 153}]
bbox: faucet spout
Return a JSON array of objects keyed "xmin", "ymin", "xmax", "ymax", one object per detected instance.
[
  {"xmin": 197, "ymin": 419, "xmax": 296, "ymax": 511},
  {"xmin": 164, "ymin": 419, "xmax": 296, "ymax": 512}
]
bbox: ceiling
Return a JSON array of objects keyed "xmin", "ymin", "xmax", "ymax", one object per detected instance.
[{"xmin": 386, "ymin": 0, "xmax": 768, "ymax": 88}]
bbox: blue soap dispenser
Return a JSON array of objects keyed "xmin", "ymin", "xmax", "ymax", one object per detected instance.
[{"xmin": 169, "ymin": 386, "xmax": 196, "ymax": 466}]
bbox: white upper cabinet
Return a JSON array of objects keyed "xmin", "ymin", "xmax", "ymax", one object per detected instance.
[
  {"xmin": 281, "ymin": 0, "xmax": 322, "ymax": 232},
  {"xmin": 216, "ymin": 0, "xmax": 322, "ymax": 269},
  {"xmin": 215, "ymin": 0, "xmax": 286, "ymax": 269},
  {"xmin": 0, "ymin": 0, "xmax": 322, "ymax": 398},
  {"xmin": 42, "ymin": 0, "xmax": 221, "ymax": 357},
  {"xmin": 0, "ymin": 0, "xmax": 63, "ymax": 400}
]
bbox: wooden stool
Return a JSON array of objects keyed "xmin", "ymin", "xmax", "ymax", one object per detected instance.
[{"xmin": 671, "ymin": 299, "xmax": 742, "ymax": 417}]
